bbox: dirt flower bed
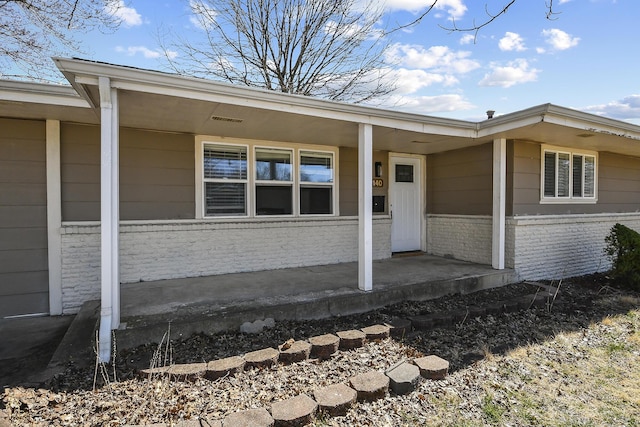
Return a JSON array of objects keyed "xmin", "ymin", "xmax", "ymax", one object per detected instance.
[{"xmin": 3, "ymin": 276, "xmax": 640, "ymax": 426}]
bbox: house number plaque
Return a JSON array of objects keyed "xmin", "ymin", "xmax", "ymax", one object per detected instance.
[{"xmin": 372, "ymin": 179, "xmax": 384, "ymax": 187}]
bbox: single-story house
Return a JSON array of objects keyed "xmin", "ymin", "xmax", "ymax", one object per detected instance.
[{"xmin": 2, "ymin": 58, "xmax": 640, "ymax": 360}]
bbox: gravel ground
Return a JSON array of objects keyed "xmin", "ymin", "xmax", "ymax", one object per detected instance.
[{"xmin": 2, "ymin": 274, "xmax": 639, "ymax": 426}]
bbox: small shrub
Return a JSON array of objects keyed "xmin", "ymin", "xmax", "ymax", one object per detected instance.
[{"xmin": 604, "ymin": 223, "xmax": 640, "ymax": 291}]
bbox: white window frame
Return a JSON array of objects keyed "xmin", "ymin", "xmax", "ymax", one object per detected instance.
[
  {"xmin": 254, "ymin": 146, "xmax": 295, "ymax": 217},
  {"xmin": 201, "ymin": 142, "xmax": 250, "ymax": 217},
  {"xmin": 540, "ymin": 144, "xmax": 598, "ymax": 204},
  {"xmin": 195, "ymin": 136, "xmax": 339, "ymax": 219},
  {"xmin": 299, "ymin": 149, "xmax": 336, "ymax": 216}
]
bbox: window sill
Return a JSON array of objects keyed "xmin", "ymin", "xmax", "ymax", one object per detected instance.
[{"xmin": 540, "ymin": 198, "xmax": 597, "ymax": 204}]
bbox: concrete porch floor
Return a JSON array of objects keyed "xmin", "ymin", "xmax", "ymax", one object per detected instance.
[{"xmin": 115, "ymin": 254, "xmax": 516, "ymax": 349}]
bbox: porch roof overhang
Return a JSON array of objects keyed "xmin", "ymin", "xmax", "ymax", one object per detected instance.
[
  {"xmin": 2, "ymin": 58, "xmax": 640, "ymax": 157},
  {"xmin": 0, "ymin": 78, "xmax": 97, "ymax": 124}
]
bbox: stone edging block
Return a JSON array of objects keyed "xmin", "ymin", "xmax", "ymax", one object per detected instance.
[
  {"xmin": 313, "ymin": 383, "xmax": 357, "ymax": 416},
  {"xmin": 386, "ymin": 361, "xmax": 421, "ymax": 395},
  {"xmin": 206, "ymin": 356, "xmax": 245, "ymax": 380},
  {"xmin": 244, "ymin": 348, "xmax": 279, "ymax": 369},
  {"xmin": 223, "ymin": 408, "xmax": 274, "ymax": 427},
  {"xmin": 309, "ymin": 334, "xmax": 340, "ymax": 359},
  {"xmin": 360, "ymin": 324, "xmax": 390, "ymax": 341},
  {"xmin": 336, "ymin": 330, "xmax": 366, "ymax": 350},
  {"xmin": 349, "ymin": 371, "xmax": 389, "ymax": 402},
  {"xmin": 278, "ymin": 340, "xmax": 312, "ymax": 364},
  {"xmin": 270, "ymin": 394, "xmax": 317, "ymax": 427},
  {"xmin": 414, "ymin": 355, "xmax": 449, "ymax": 380}
]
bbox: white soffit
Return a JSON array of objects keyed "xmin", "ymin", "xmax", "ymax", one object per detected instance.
[
  {"xmin": 0, "ymin": 79, "xmax": 90, "ymax": 108},
  {"xmin": 52, "ymin": 58, "xmax": 640, "ymax": 154},
  {"xmin": 53, "ymin": 57, "xmax": 476, "ymax": 138}
]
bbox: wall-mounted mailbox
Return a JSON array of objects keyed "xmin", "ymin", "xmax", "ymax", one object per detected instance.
[{"xmin": 373, "ymin": 195, "xmax": 385, "ymax": 213}]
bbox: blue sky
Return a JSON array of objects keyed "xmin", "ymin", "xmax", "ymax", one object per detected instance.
[{"xmin": 74, "ymin": 0, "xmax": 639, "ymax": 123}]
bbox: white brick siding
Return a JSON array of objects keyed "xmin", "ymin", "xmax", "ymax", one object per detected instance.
[
  {"xmin": 426, "ymin": 215, "xmax": 492, "ymax": 265},
  {"xmin": 508, "ymin": 213, "xmax": 640, "ymax": 280},
  {"xmin": 60, "ymin": 217, "xmax": 392, "ymax": 314}
]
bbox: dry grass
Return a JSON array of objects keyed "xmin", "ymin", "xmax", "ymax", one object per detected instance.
[
  {"xmin": 414, "ymin": 296, "xmax": 640, "ymax": 427},
  {"xmin": 472, "ymin": 300, "xmax": 640, "ymax": 426},
  {"xmin": 4, "ymin": 287, "xmax": 639, "ymax": 426}
]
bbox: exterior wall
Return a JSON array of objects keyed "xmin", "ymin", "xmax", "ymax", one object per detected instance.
[
  {"xmin": 0, "ymin": 118, "xmax": 49, "ymax": 316},
  {"xmin": 60, "ymin": 217, "xmax": 392, "ymax": 313},
  {"xmin": 511, "ymin": 140, "xmax": 640, "ymax": 215},
  {"xmin": 61, "ymin": 123, "xmax": 99, "ymax": 221},
  {"xmin": 339, "ymin": 147, "xmax": 389, "ymax": 216},
  {"xmin": 424, "ymin": 143, "xmax": 493, "ymax": 266},
  {"xmin": 426, "ymin": 215, "xmax": 492, "ymax": 265},
  {"xmin": 507, "ymin": 213, "xmax": 640, "ymax": 280},
  {"xmin": 598, "ymin": 152, "xmax": 640, "ymax": 211},
  {"xmin": 338, "ymin": 147, "xmax": 358, "ymax": 216},
  {"xmin": 61, "ymin": 124, "xmax": 195, "ymax": 221},
  {"xmin": 426, "ymin": 143, "xmax": 493, "ymax": 216}
]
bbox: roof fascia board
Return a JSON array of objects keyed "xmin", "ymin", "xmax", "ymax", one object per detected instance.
[
  {"xmin": 477, "ymin": 114, "xmax": 545, "ymax": 138},
  {"xmin": 542, "ymin": 106, "xmax": 640, "ymax": 141},
  {"xmin": 116, "ymin": 78, "xmax": 476, "ymax": 137},
  {"xmin": 0, "ymin": 79, "xmax": 90, "ymax": 108},
  {"xmin": 59, "ymin": 58, "xmax": 476, "ymax": 138},
  {"xmin": 478, "ymin": 103, "xmax": 640, "ymax": 141},
  {"xmin": 545, "ymin": 104, "xmax": 640, "ymax": 133},
  {"xmin": 56, "ymin": 58, "xmax": 640, "ymax": 142}
]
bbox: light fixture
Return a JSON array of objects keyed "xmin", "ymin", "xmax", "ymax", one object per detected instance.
[{"xmin": 375, "ymin": 161, "xmax": 382, "ymax": 177}]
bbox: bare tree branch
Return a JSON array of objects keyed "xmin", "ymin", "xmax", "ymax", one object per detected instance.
[
  {"xmin": 0, "ymin": 0, "xmax": 122, "ymax": 81},
  {"xmin": 392, "ymin": 0, "xmax": 559, "ymax": 37},
  {"xmin": 162, "ymin": 0, "xmax": 394, "ymax": 103}
]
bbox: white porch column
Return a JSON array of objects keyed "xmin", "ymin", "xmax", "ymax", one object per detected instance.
[
  {"xmin": 98, "ymin": 77, "xmax": 120, "ymax": 363},
  {"xmin": 358, "ymin": 123, "xmax": 373, "ymax": 291},
  {"xmin": 492, "ymin": 138, "xmax": 506, "ymax": 269},
  {"xmin": 46, "ymin": 120, "xmax": 62, "ymax": 315}
]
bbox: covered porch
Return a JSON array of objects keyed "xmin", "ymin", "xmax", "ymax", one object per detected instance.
[
  {"xmin": 114, "ymin": 253, "xmax": 515, "ymax": 350},
  {"xmin": 48, "ymin": 57, "xmax": 512, "ymax": 362}
]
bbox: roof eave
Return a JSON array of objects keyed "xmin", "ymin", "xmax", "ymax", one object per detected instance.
[
  {"xmin": 53, "ymin": 57, "xmax": 477, "ymax": 138},
  {"xmin": 0, "ymin": 78, "xmax": 91, "ymax": 108},
  {"xmin": 477, "ymin": 103, "xmax": 640, "ymax": 142}
]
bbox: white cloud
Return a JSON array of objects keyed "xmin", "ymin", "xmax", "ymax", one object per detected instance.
[
  {"xmin": 479, "ymin": 59, "xmax": 539, "ymax": 88},
  {"xmin": 383, "ymin": 0, "xmax": 467, "ymax": 19},
  {"xmin": 460, "ymin": 34, "xmax": 475, "ymax": 45},
  {"xmin": 541, "ymin": 28, "xmax": 580, "ymax": 50},
  {"xmin": 386, "ymin": 68, "xmax": 458, "ymax": 94},
  {"xmin": 105, "ymin": 0, "xmax": 142, "ymax": 27},
  {"xmin": 116, "ymin": 46, "xmax": 177, "ymax": 60},
  {"xmin": 387, "ymin": 43, "xmax": 480, "ymax": 74},
  {"xmin": 499, "ymin": 32, "xmax": 526, "ymax": 52},
  {"xmin": 583, "ymin": 95, "xmax": 640, "ymax": 120},
  {"xmin": 324, "ymin": 20, "xmax": 384, "ymax": 41},
  {"xmin": 189, "ymin": 0, "xmax": 217, "ymax": 30},
  {"xmin": 380, "ymin": 93, "xmax": 475, "ymax": 114}
]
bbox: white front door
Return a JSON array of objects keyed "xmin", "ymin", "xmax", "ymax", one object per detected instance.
[{"xmin": 390, "ymin": 155, "xmax": 423, "ymax": 252}]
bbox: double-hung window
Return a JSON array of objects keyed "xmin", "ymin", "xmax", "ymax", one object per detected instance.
[
  {"xmin": 255, "ymin": 148, "xmax": 293, "ymax": 215},
  {"xmin": 541, "ymin": 145, "xmax": 597, "ymax": 202},
  {"xmin": 200, "ymin": 140, "xmax": 336, "ymax": 217},
  {"xmin": 203, "ymin": 144, "xmax": 247, "ymax": 216},
  {"xmin": 300, "ymin": 151, "xmax": 334, "ymax": 215}
]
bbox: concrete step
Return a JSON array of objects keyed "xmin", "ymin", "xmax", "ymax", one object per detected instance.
[{"xmin": 114, "ymin": 268, "xmax": 515, "ymax": 350}]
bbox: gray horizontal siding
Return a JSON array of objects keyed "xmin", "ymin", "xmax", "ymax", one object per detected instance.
[
  {"xmin": 511, "ymin": 140, "xmax": 640, "ymax": 215},
  {"xmin": 0, "ymin": 118, "xmax": 49, "ymax": 316},
  {"xmin": 61, "ymin": 124, "xmax": 195, "ymax": 221},
  {"xmin": 427, "ymin": 143, "xmax": 493, "ymax": 215}
]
